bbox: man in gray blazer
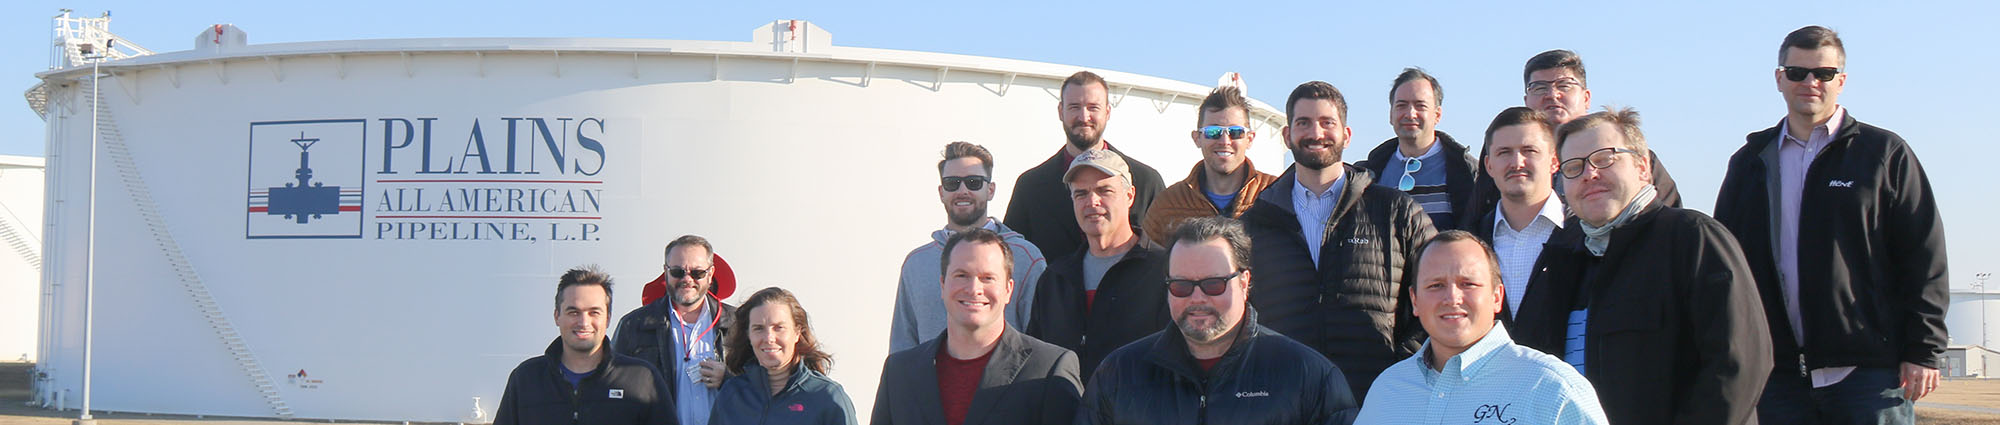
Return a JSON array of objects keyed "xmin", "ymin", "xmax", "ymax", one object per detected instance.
[{"xmin": 872, "ymin": 228, "xmax": 1084, "ymax": 425}]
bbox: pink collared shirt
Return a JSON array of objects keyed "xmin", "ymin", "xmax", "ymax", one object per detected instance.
[{"xmin": 1777, "ymin": 106, "xmax": 1855, "ymax": 388}]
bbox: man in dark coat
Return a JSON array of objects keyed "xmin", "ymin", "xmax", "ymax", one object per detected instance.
[
  {"xmin": 1026, "ymin": 148, "xmax": 1172, "ymax": 381},
  {"xmin": 613, "ymin": 235, "xmax": 735, "ymax": 425},
  {"xmin": 1005, "ymin": 71, "xmax": 1164, "ymax": 258},
  {"xmin": 873, "ymin": 229, "xmax": 1082, "ymax": 425},
  {"xmin": 1513, "ymin": 108, "xmax": 1771, "ymax": 425},
  {"xmin": 1241, "ymin": 81, "xmax": 1434, "ymax": 401},
  {"xmin": 1356, "ymin": 68, "xmax": 1477, "ymax": 231}
]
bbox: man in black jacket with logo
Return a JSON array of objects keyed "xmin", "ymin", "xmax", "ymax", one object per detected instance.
[
  {"xmin": 1026, "ymin": 148, "xmax": 1171, "ymax": 381},
  {"xmin": 613, "ymin": 235, "xmax": 736, "ymax": 425},
  {"xmin": 499, "ymin": 266, "xmax": 675, "ymax": 425},
  {"xmin": 1005, "ymin": 71, "xmax": 1165, "ymax": 258},
  {"xmin": 1241, "ymin": 81, "xmax": 1434, "ymax": 401},
  {"xmin": 1514, "ymin": 108, "xmax": 1770, "ymax": 425},
  {"xmin": 1714, "ymin": 26, "xmax": 1949, "ymax": 424},
  {"xmin": 1356, "ymin": 68, "xmax": 1477, "ymax": 231},
  {"xmin": 1079, "ymin": 216, "xmax": 1358, "ymax": 425}
]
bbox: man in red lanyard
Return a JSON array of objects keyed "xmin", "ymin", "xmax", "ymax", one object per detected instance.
[{"xmin": 614, "ymin": 234, "xmax": 739, "ymax": 425}]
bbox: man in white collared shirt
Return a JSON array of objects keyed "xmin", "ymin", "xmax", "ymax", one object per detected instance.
[{"xmin": 1470, "ymin": 107, "xmax": 1564, "ymax": 321}]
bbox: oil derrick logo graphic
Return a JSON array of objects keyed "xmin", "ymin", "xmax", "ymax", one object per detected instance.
[{"xmin": 247, "ymin": 120, "xmax": 366, "ymax": 239}]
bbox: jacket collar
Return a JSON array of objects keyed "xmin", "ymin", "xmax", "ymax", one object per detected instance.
[
  {"xmin": 740, "ymin": 358, "xmax": 821, "ymax": 401},
  {"xmin": 1146, "ymin": 306, "xmax": 1263, "ymax": 383},
  {"xmin": 1555, "ymin": 200, "xmax": 1664, "ymax": 260},
  {"xmin": 1745, "ymin": 110, "xmax": 1863, "ymax": 156},
  {"xmin": 1365, "ymin": 131, "xmax": 1468, "ymax": 175},
  {"xmin": 1179, "ymin": 159, "xmax": 1263, "ymax": 193},
  {"xmin": 1249, "ymin": 163, "xmax": 1374, "ymax": 228},
  {"xmin": 542, "ymin": 336, "xmax": 617, "ymax": 379},
  {"xmin": 930, "ymin": 218, "xmax": 1016, "ymax": 245}
]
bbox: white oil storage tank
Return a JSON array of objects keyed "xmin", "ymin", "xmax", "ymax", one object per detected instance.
[{"xmin": 28, "ymin": 14, "xmax": 1290, "ymax": 422}]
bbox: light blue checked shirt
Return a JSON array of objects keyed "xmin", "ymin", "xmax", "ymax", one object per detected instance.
[{"xmin": 1355, "ymin": 326, "xmax": 1608, "ymax": 425}]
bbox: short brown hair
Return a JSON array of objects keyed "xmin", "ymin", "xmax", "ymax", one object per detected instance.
[
  {"xmin": 725, "ymin": 287, "xmax": 834, "ymax": 375},
  {"xmin": 1555, "ymin": 106, "xmax": 1647, "ymax": 154},
  {"xmin": 1483, "ymin": 106, "xmax": 1555, "ymax": 155},
  {"xmin": 1195, "ymin": 86, "xmax": 1251, "ymax": 128},
  {"xmin": 1285, "ymin": 81, "xmax": 1348, "ymax": 125},
  {"xmin": 1390, "ymin": 67, "xmax": 1443, "ymax": 106},
  {"xmin": 554, "ymin": 265, "xmax": 614, "ymax": 312},
  {"xmin": 1411, "ymin": 230, "xmax": 1503, "ymax": 292},
  {"xmin": 940, "ymin": 228, "xmax": 1015, "ymax": 280},
  {"xmin": 1060, "ymin": 71, "xmax": 1110, "ymax": 103},
  {"xmin": 664, "ymin": 234, "xmax": 713, "ymax": 265},
  {"xmin": 938, "ymin": 141, "xmax": 995, "ymax": 177},
  {"xmin": 1523, "ymin": 49, "xmax": 1587, "ymax": 88},
  {"xmin": 1779, "ymin": 25, "xmax": 1845, "ymax": 67}
]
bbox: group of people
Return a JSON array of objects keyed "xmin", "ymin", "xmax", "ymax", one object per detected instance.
[{"xmin": 495, "ymin": 25, "xmax": 1950, "ymax": 425}]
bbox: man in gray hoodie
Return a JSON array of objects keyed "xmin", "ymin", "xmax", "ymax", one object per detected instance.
[{"xmin": 890, "ymin": 141, "xmax": 1050, "ymax": 353}]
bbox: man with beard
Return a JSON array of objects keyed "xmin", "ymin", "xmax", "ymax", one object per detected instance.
[
  {"xmin": 1459, "ymin": 49, "xmax": 1681, "ymax": 230},
  {"xmin": 890, "ymin": 142, "xmax": 1050, "ymax": 353},
  {"xmin": 499, "ymin": 266, "xmax": 674, "ymax": 424},
  {"xmin": 1240, "ymin": 81, "xmax": 1435, "ymax": 401},
  {"xmin": 1512, "ymin": 108, "xmax": 1770, "ymax": 425},
  {"xmin": 1140, "ymin": 85, "xmax": 1278, "ymax": 246},
  {"xmin": 1005, "ymin": 71, "xmax": 1165, "ymax": 258},
  {"xmin": 613, "ymin": 235, "xmax": 736, "ymax": 425},
  {"xmin": 1078, "ymin": 216, "xmax": 1358, "ymax": 424},
  {"xmin": 1357, "ymin": 68, "xmax": 1476, "ymax": 231}
]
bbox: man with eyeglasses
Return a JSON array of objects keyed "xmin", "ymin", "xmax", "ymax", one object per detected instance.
[
  {"xmin": 1356, "ymin": 230, "xmax": 1607, "ymax": 424},
  {"xmin": 1078, "ymin": 216, "xmax": 1359, "ymax": 425},
  {"xmin": 1358, "ymin": 67, "xmax": 1476, "ymax": 231},
  {"xmin": 890, "ymin": 141, "xmax": 1050, "ymax": 353},
  {"xmin": 1511, "ymin": 108, "xmax": 1771, "ymax": 425},
  {"xmin": 1460, "ymin": 50, "xmax": 1681, "ymax": 230},
  {"xmin": 612, "ymin": 235, "xmax": 737, "ymax": 425},
  {"xmin": 1240, "ymin": 81, "xmax": 1435, "ymax": 401},
  {"xmin": 1006, "ymin": 71, "xmax": 1166, "ymax": 261},
  {"xmin": 1026, "ymin": 148, "xmax": 1171, "ymax": 381},
  {"xmin": 1140, "ymin": 85, "xmax": 1278, "ymax": 247},
  {"xmin": 1713, "ymin": 26, "xmax": 1949, "ymax": 425}
]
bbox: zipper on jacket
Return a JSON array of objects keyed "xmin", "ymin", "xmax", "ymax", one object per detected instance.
[
  {"xmin": 570, "ymin": 386, "xmax": 581, "ymax": 424},
  {"xmin": 1798, "ymin": 353, "xmax": 1809, "ymax": 378},
  {"xmin": 1198, "ymin": 395, "xmax": 1208, "ymax": 425}
]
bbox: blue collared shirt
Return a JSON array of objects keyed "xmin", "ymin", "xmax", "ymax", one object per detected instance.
[
  {"xmin": 671, "ymin": 302, "xmax": 720, "ymax": 425},
  {"xmin": 1355, "ymin": 326, "xmax": 1609, "ymax": 425},
  {"xmin": 1292, "ymin": 172, "xmax": 1347, "ymax": 264}
]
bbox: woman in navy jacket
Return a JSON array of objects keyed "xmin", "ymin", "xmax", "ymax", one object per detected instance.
[{"xmin": 709, "ymin": 287, "xmax": 858, "ymax": 425}]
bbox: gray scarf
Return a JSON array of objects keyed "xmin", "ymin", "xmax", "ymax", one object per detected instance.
[{"xmin": 1577, "ymin": 184, "xmax": 1657, "ymax": 256}]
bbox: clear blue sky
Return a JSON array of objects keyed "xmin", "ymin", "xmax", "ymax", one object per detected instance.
[{"xmin": 5, "ymin": 1, "xmax": 1994, "ymax": 291}]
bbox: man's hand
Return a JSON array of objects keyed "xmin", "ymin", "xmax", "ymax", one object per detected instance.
[
  {"xmin": 700, "ymin": 358, "xmax": 724, "ymax": 388},
  {"xmin": 1900, "ymin": 362, "xmax": 1940, "ymax": 401}
]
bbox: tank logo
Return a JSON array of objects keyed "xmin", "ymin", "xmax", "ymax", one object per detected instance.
[{"xmin": 246, "ymin": 120, "xmax": 368, "ymax": 239}]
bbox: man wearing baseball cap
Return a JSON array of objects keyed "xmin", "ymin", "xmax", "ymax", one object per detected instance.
[
  {"xmin": 613, "ymin": 234, "xmax": 738, "ymax": 425},
  {"xmin": 1026, "ymin": 149, "xmax": 1172, "ymax": 380}
]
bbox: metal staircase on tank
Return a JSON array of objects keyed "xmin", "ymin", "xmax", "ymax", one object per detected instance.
[{"xmin": 48, "ymin": 10, "xmax": 295, "ymax": 419}]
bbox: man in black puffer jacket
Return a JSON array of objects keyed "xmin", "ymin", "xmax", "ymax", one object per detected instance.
[
  {"xmin": 1079, "ymin": 216, "xmax": 1359, "ymax": 425},
  {"xmin": 1241, "ymin": 81, "xmax": 1435, "ymax": 401}
]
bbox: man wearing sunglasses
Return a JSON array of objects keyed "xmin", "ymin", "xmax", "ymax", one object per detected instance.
[
  {"xmin": 1025, "ymin": 148, "xmax": 1171, "ymax": 381},
  {"xmin": 1511, "ymin": 108, "xmax": 1771, "ymax": 425},
  {"xmin": 1356, "ymin": 230, "xmax": 1607, "ymax": 424},
  {"xmin": 1140, "ymin": 85, "xmax": 1277, "ymax": 247},
  {"xmin": 890, "ymin": 141, "xmax": 1050, "ymax": 353},
  {"xmin": 1459, "ymin": 50, "xmax": 1681, "ymax": 231},
  {"xmin": 612, "ymin": 235, "xmax": 737, "ymax": 425},
  {"xmin": 1714, "ymin": 26, "xmax": 1949, "ymax": 425},
  {"xmin": 1241, "ymin": 81, "xmax": 1435, "ymax": 401},
  {"xmin": 1005, "ymin": 71, "xmax": 1165, "ymax": 262},
  {"xmin": 1078, "ymin": 216, "xmax": 1358, "ymax": 425},
  {"xmin": 1358, "ymin": 67, "xmax": 1476, "ymax": 232}
]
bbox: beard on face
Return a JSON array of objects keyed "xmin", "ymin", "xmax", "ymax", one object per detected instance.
[
  {"xmin": 1175, "ymin": 304, "xmax": 1229, "ymax": 343},
  {"xmin": 1065, "ymin": 121, "xmax": 1101, "ymax": 151},
  {"xmin": 672, "ymin": 280, "xmax": 709, "ymax": 307},
  {"xmin": 1290, "ymin": 137, "xmax": 1342, "ymax": 170},
  {"xmin": 947, "ymin": 198, "xmax": 989, "ymax": 228}
]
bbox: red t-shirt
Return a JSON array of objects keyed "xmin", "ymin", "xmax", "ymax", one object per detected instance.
[
  {"xmin": 937, "ymin": 346, "xmax": 994, "ymax": 425},
  {"xmin": 1197, "ymin": 356, "xmax": 1223, "ymax": 372}
]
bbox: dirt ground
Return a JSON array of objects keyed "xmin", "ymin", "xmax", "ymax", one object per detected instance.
[{"xmin": 0, "ymin": 361, "xmax": 1996, "ymax": 423}]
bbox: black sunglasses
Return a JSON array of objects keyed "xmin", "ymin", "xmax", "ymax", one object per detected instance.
[
  {"xmin": 1779, "ymin": 66, "xmax": 1841, "ymax": 82},
  {"xmin": 1165, "ymin": 269, "xmax": 1245, "ymax": 297},
  {"xmin": 668, "ymin": 266, "xmax": 710, "ymax": 280},
  {"xmin": 942, "ymin": 176, "xmax": 988, "ymax": 191}
]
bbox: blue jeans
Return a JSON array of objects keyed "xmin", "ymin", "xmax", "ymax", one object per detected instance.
[{"xmin": 1758, "ymin": 367, "xmax": 1913, "ymax": 425}]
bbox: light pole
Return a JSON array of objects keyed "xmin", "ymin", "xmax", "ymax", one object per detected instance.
[
  {"xmin": 76, "ymin": 40, "xmax": 102, "ymax": 425},
  {"xmin": 1978, "ymin": 272, "xmax": 1992, "ymax": 379}
]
